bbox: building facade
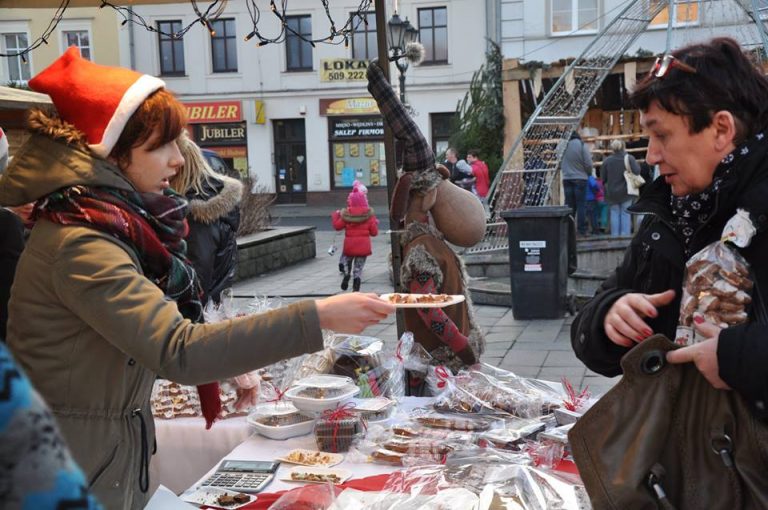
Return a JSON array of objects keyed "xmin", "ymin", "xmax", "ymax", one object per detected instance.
[
  {"xmin": 499, "ymin": 0, "xmax": 768, "ymax": 64},
  {"xmin": 127, "ymin": 0, "xmax": 490, "ymax": 205}
]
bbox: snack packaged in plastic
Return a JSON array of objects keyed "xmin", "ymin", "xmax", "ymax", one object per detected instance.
[
  {"xmin": 328, "ymin": 334, "xmax": 394, "ymax": 398},
  {"xmin": 676, "ymin": 211, "xmax": 755, "ymax": 345},
  {"xmin": 314, "ymin": 403, "xmax": 366, "ymax": 453},
  {"xmin": 269, "ymin": 482, "xmax": 340, "ymax": 510}
]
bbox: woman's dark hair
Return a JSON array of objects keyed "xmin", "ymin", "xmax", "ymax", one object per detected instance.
[
  {"xmin": 631, "ymin": 37, "xmax": 768, "ymax": 142},
  {"xmin": 109, "ymin": 89, "xmax": 187, "ymax": 168}
]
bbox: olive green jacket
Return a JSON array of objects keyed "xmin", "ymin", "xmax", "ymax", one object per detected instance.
[{"xmin": 0, "ymin": 113, "xmax": 323, "ymax": 509}]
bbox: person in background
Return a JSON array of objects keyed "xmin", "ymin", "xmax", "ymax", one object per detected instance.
[
  {"xmin": 561, "ymin": 130, "xmax": 593, "ymax": 236},
  {"xmin": 601, "ymin": 139, "xmax": 642, "ymax": 236},
  {"xmin": 466, "ymin": 149, "xmax": 490, "ymax": 199},
  {"xmin": 331, "ymin": 180, "xmax": 379, "ymax": 292},
  {"xmin": 0, "ymin": 48, "xmax": 394, "ymax": 510},
  {"xmin": 171, "ymin": 133, "xmax": 243, "ymax": 305},
  {"xmin": 585, "ymin": 170, "xmax": 605, "ymax": 236},
  {"xmin": 571, "ymin": 37, "xmax": 768, "ymax": 423},
  {"xmin": 0, "ymin": 127, "xmax": 24, "ymax": 341},
  {"xmin": 444, "ymin": 147, "xmax": 475, "ymax": 191}
]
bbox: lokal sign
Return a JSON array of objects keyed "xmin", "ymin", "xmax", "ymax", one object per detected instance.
[
  {"xmin": 319, "ymin": 58, "xmax": 368, "ymax": 82},
  {"xmin": 184, "ymin": 101, "xmax": 242, "ymax": 123}
]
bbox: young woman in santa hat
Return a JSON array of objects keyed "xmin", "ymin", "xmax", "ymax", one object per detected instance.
[
  {"xmin": 0, "ymin": 47, "xmax": 393, "ymax": 510},
  {"xmin": 331, "ymin": 180, "xmax": 379, "ymax": 292}
]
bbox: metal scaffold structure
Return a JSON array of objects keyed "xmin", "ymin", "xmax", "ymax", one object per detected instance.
[{"xmin": 473, "ymin": 0, "xmax": 768, "ymax": 254}]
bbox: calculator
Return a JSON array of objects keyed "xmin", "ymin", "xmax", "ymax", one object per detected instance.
[{"xmin": 200, "ymin": 460, "xmax": 280, "ymax": 493}]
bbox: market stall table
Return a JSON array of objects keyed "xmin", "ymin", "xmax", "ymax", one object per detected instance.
[
  {"xmin": 183, "ymin": 397, "xmax": 432, "ymax": 495},
  {"xmin": 150, "ymin": 416, "xmax": 253, "ymax": 495}
]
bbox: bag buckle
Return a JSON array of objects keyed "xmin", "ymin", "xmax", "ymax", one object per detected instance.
[{"xmin": 711, "ymin": 434, "xmax": 734, "ymax": 468}]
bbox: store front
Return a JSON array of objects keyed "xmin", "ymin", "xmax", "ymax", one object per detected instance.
[
  {"xmin": 320, "ymin": 98, "xmax": 386, "ymax": 190},
  {"xmin": 183, "ymin": 100, "xmax": 248, "ymax": 177}
]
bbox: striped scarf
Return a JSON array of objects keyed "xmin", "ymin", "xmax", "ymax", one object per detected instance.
[{"xmin": 40, "ymin": 186, "xmax": 223, "ymax": 428}]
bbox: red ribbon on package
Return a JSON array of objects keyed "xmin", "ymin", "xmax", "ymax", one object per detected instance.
[{"xmin": 434, "ymin": 366, "xmax": 450, "ymax": 389}]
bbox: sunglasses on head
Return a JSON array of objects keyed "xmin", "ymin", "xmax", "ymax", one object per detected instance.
[{"xmin": 650, "ymin": 54, "xmax": 697, "ymax": 79}]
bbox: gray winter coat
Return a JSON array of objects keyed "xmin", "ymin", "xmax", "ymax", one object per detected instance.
[
  {"xmin": 602, "ymin": 151, "xmax": 641, "ymax": 204},
  {"xmin": 561, "ymin": 137, "xmax": 593, "ymax": 181}
]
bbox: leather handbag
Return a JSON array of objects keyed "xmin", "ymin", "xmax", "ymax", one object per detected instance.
[{"xmin": 569, "ymin": 335, "xmax": 768, "ymax": 510}]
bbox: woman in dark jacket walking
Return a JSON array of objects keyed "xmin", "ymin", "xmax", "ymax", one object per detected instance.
[
  {"xmin": 331, "ymin": 181, "xmax": 379, "ymax": 292},
  {"xmin": 601, "ymin": 138, "xmax": 642, "ymax": 236},
  {"xmin": 571, "ymin": 38, "xmax": 768, "ymax": 422},
  {"xmin": 172, "ymin": 133, "xmax": 243, "ymax": 304}
]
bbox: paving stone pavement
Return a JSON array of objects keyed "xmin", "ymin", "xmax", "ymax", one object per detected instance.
[{"xmin": 233, "ymin": 229, "xmax": 620, "ymax": 396}]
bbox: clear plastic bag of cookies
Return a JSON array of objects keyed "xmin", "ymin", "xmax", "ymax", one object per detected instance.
[{"xmin": 676, "ymin": 240, "xmax": 753, "ymax": 345}]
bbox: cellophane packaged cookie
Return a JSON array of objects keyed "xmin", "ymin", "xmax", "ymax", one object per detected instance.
[{"xmin": 676, "ymin": 210, "xmax": 756, "ymax": 345}]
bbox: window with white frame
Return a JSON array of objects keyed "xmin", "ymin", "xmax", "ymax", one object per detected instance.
[
  {"xmin": 3, "ymin": 33, "xmax": 31, "ymax": 83},
  {"xmin": 648, "ymin": 0, "xmax": 699, "ymax": 28},
  {"xmin": 63, "ymin": 30, "xmax": 91, "ymax": 60},
  {"xmin": 286, "ymin": 15, "xmax": 313, "ymax": 71},
  {"xmin": 157, "ymin": 20, "xmax": 185, "ymax": 75},
  {"xmin": 418, "ymin": 7, "xmax": 448, "ymax": 64},
  {"xmin": 351, "ymin": 11, "xmax": 377, "ymax": 60},
  {"xmin": 551, "ymin": 0, "xmax": 598, "ymax": 35}
]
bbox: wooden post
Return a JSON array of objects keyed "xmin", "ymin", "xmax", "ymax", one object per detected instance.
[{"xmin": 374, "ymin": 0, "xmax": 406, "ymax": 338}]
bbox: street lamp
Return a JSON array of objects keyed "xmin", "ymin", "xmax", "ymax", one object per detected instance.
[{"xmin": 387, "ymin": 13, "xmax": 419, "ymax": 105}]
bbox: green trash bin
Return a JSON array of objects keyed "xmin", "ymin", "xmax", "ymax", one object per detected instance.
[{"xmin": 501, "ymin": 206, "xmax": 575, "ymax": 319}]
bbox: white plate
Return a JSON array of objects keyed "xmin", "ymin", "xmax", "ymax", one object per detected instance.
[
  {"xmin": 246, "ymin": 411, "xmax": 315, "ymax": 441},
  {"xmin": 280, "ymin": 466, "xmax": 352, "ymax": 485},
  {"xmin": 277, "ymin": 448, "xmax": 344, "ymax": 467},
  {"xmin": 285, "ymin": 384, "xmax": 360, "ymax": 413},
  {"xmin": 379, "ymin": 293, "xmax": 465, "ymax": 308},
  {"xmin": 181, "ymin": 487, "xmax": 255, "ymax": 509}
]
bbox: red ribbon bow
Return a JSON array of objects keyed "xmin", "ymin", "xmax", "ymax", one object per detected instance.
[
  {"xmin": 434, "ymin": 366, "xmax": 450, "ymax": 389},
  {"xmin": 320, "ymin": 403, "xmax": 364, "ymax": 453}
]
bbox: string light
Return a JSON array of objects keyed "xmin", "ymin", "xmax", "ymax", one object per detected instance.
[{"xmin": 1, "ymin": 0, "xmax": 374, "ymax": 59}]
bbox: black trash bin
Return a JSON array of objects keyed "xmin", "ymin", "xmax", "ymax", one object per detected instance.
[{"xmin": 501, "ymin": 206, "xmax": 575, "ymax": 319}]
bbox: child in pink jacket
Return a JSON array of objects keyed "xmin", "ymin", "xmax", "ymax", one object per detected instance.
[{"xmin": 331, "ymin": 181, "xmax": 379, "ymax": 291}]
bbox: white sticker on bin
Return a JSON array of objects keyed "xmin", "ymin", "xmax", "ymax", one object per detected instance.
[{"xmin": 519, "ymin": 241, "xmax": 546, "ymax": 248}]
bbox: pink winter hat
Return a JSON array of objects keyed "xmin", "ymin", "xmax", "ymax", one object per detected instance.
[{"xmin": 347, "ymin": 188, "xmax": 369, "ymax": 208}]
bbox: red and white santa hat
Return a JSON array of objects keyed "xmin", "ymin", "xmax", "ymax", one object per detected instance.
[{"xmin": 28, "ymin": 46, "xmax": 165, "ymax": 158}]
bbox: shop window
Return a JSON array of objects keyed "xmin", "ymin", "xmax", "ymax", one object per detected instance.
[
  {"xmin": 351, "ymin": 11, "xmax": 377, "ymax": 60},
  {"xmin": 418, "ymin": 7, "xmax": 448, "ymax": 64},
  {"xmin": 329, "ymin": 117, "xmax": 387, "ymax": 189},
  {"xmin": 63, "ymin": 30, "xmax": 91, "ymax": 60},
  {"xmin": 551, "ymin": 0, "xmax": 598, "ymax": 35},
  {"xmin": 158, "ymin": 20, "xmax": 185, "ymax": 76},
  {"xmin": 211, "ymin": 18, "xmax": 237, "ymax": 73},
  {"xmin": 648, "ymin": 0, "xmax": 699, "ymax": 28},
  {"xmin": 431, "ymin": 112, "xmax": 456, "ymax": 159},
  {"xmin": 286, "ymin": 15, "xmax": 313, "ymax": 71},
  {"xmin": 3, "ymin": 33, "xmax": 31, "ymax": 83}
]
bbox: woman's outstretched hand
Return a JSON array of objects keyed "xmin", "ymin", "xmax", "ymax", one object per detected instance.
[{"xmin": 316, "ymin": 293, "xmax": 395, "ymax": 334}]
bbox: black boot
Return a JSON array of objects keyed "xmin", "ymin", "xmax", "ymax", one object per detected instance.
[
  {"xmin": 338, "ymin": 263, "xmax": 345, "ymax": 274},
  {"xmin": 352, "ymin": 278, "xmax": 361, "ymax": 292},
  {"xmin": 341, "ymin": 275, "xmax": 350, "ymax": 291}
]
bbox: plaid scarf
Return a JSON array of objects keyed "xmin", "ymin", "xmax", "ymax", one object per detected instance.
[{"xmin": 40, "ymin": 186, "xmax": 223, "ymax": 428}]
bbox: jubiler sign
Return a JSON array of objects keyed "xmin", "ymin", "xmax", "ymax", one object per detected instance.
[
  {"xmin": 184, "ymin": 101, "xmax": 242, "ymax": 124},
  {"xmin": 320, "ymin": 58, "xmax": 368, "ymax": 82},
  {"xmin": 194, "ymin": 122, "xmax": 247, "ymax": 146}
]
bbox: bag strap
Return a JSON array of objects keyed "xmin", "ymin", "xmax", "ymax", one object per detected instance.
[{"xmin": 624, "ymin": 154, "xmax": 631, "ymax": 173}]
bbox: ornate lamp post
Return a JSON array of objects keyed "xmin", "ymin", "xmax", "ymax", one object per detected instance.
[{"xmin": 387, "ymin": 13, "xmax": 419, "ymax": 105}]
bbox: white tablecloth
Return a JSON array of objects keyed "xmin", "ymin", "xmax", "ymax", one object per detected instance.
[
  {"xmin": 150, "ymin": 416, "xmax": 253, "ymax": 495},
  {"xmin": 184, "ymin": 397, "xmax": 432, "ymax": 495}
]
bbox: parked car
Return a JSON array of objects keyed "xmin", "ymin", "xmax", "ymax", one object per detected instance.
[{"xmin": 201, "ymin": 148, "xmax": 242, "ymax": 181}]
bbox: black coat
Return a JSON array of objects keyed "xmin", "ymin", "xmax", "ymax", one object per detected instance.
[
  {"xmin": 185, "ymin": 175, "xmax": 243, "ymax": 305},
  {"xmin": 0, "ymin": 208, "xmax": 24, "ymax": 340},
  {"xmin": 572, "ymin": 149, "xmax": 768, "ymax": 421}
]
